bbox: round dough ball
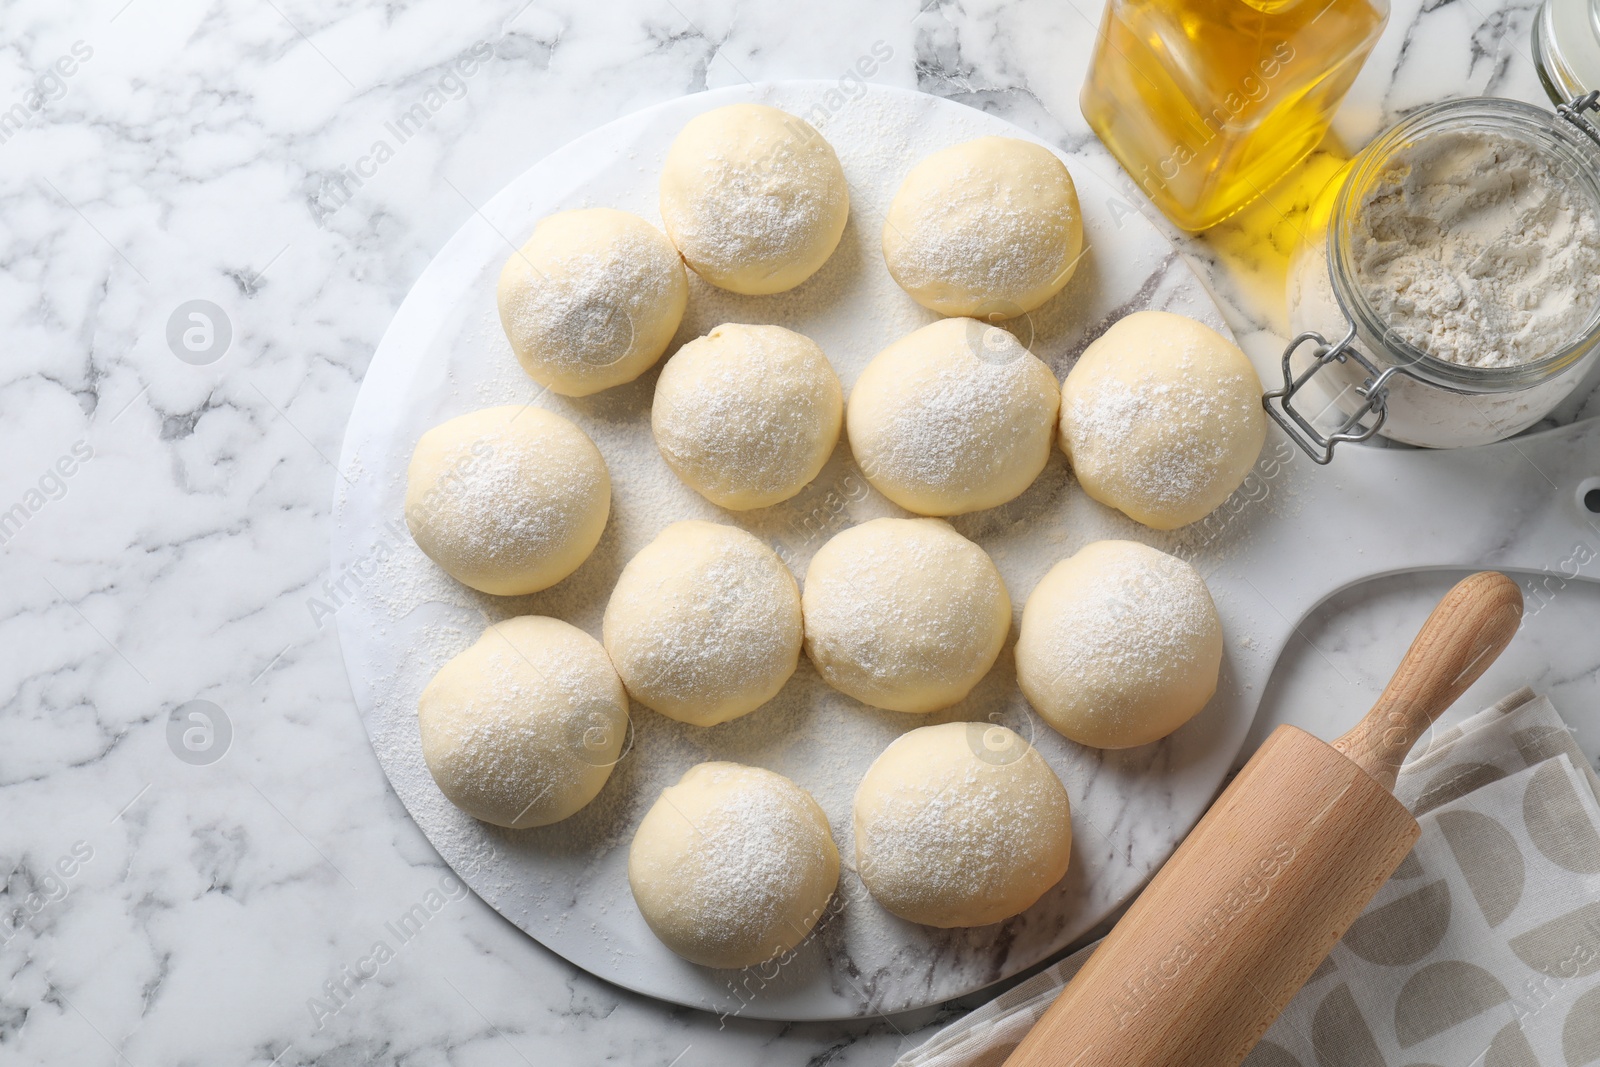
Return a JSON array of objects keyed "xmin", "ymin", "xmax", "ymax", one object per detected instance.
[
  {"xmin": 652, "ymin": 324, "xmax": 843, "ymax": 510},
  {"xmin": 659, "ymin": 104, "xmax": 850, "ymax": 295},
  {"xmin": 853, "ymin": 721, "xmax": 1072, "ymax": 928},
  {"xmin": 603, "ymin": 521, "xmax": 803, "ymax": 726},
  {"xmin": 883, "ymin": 136, "xmax": 1083, "ymax": 319},
  {"xmin": 847, "ymin": 318, "xmax": 1059, "ymax": 516},
  {"xmin": 418, "ymin": 616, "xmax": 628, "ymax": 828},
  {"xmin": 496, "ymin": 208, "xmax": 689, "ymax": 397},
  {"xmin": 405, "ymin": 406, "xmax": 610, "ymax": 596},
  {"xmin": 802, "ymin": 518, "xmax": 1010, "ymax": 713},
  {"xmin": 1060, "ymin": 311, "xmax": 1266, "ymax": 531},
  {"xmin": 630, "ymin": 762, "xmax": 840, "ymax": 968},
  {"xmin": 1016, "ymin": 540, "xmax": 1223, "ymax": 749}
]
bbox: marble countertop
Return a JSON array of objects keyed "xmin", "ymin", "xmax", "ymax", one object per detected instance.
[{"xmin": 4, "ymin": 0, "xmax": 1597, "ymax": 1064}]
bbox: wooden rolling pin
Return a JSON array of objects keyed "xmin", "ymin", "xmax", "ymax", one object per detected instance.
[{"xmin": 1004, "ymin": 571, "xmax": 1524, "ymax": 1067}]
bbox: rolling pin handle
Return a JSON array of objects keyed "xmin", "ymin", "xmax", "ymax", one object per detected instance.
[{"xmin": 1333, "ymin": 571, "xmax": 1523, "ymax": 790}]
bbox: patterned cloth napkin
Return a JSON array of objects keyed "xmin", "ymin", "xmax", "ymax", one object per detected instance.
[{"xmin": 894, "ymin": 689, "xmax": 1600, "ymax": 1067}]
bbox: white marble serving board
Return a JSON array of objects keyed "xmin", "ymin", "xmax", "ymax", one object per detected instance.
[{"xmin": 329, "ymin": 80, "xmax": 1600, "ymax": 1022}]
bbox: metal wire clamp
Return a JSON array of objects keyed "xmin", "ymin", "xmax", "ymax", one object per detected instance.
[
  {"xmin": 1262, "ymin": 325, "xmax": 1419, "ymax": 465},
  {"xmin": 1558, "ymin": 90, "xmax": 1600, "ymax": 148}
]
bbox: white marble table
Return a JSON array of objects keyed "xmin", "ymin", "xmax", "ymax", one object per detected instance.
[{"xmin": 3, "ymin": 1, "xmax": 1597, "ymax": 1064}]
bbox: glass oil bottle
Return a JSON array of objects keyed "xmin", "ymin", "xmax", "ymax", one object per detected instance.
[{"xmin": 1080, "ymin": 0, "xmax": 1390, "ymax": 231}]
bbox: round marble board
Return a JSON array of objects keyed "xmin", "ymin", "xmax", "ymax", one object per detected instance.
[{"xmin": 330, "ymin": 80, "xmax": 1600, "ymax": 1021}]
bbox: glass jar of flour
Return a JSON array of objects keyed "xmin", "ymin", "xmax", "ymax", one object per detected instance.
[{"xmin": 1273, "ymin": 95, "xmax": 1600, "ymax": 462}]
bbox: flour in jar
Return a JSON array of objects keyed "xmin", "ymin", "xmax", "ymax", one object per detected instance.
[{"xmin": 1349, "ymin": 128, "xmax": 1600, "ymax": 367}]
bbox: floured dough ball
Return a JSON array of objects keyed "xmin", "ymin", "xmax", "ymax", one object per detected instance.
[
  {"xmin": 802, "ymin": 518, "xmax": 1010, "ymax": 713},
  {"xmin": 630, "ymin": 762, "xmax": 840, "ymax": 968},
  {"xmin": 659, "ymin": 103, "xmax": 850, "ymax": 295},
  {"xmin": 853, "ymin": 721, "xmax": 1072, "ymax": 927},
  {"xmin": 603, "ymin": 521, "xmax": 802, "ymax": 726},
  {"xmin": 652, "ymin": 324, "xmax": 843, "ymax": 510},
  {"xmin": 1060, "ymin": 311, "xmax": 1266, "ymax": 530},
  {"xmin": 418, "ymin": 616, "xmax": 628, "ymax": 828},
  {"xmin": 883, "ymin": 136, "xmax": 1083, "ymax": 319},
  {"xmin": 848, "ymin": 317, "xmax": 1059, "ymax": 515},
  {"xmin": 496, "ymin": 208, "xmax": 689, "ymax": 397},
  {"xmin": 1016, "ymin": 540, "xmax": 1222, "ymax": 749},
  {"xmin": 405, "ymin": 406, "xmax": 610, "ymax": 596}
]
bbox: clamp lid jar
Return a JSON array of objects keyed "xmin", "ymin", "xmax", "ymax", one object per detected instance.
[{"xmin": 1273, "ymin": 94, "xmax": 1600, "ymax": 462}]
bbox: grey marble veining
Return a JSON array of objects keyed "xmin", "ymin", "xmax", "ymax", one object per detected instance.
[{"xmin": 2, "ymin": 0, "xmax": 1597, "ymax": 1064}]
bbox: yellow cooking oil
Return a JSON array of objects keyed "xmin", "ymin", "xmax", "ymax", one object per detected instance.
[{"xmin": 1081, "ymin": 0, "xmax": 1389, "ymax": 231}]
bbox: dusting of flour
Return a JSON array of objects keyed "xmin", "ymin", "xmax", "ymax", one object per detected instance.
[{"xmin": 336, "ymin": 84, "xmax": 1271, "ymax": 1020}]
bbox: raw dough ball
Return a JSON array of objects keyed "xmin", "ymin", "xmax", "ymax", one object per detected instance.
[
  {"xmin": 1059, "ymin": 311, "xmax": 1266, "ymax": 531},
  {"xmin": 853, "ymin": 721, "xmax": 1072, "ymax": 928},
  {"xmin": 405, "ymin": 406, "xmax": 610, "ymax": 596},
  {"xmin": 630, "ymin": 762, "xmax": 840, "ymax": 968},
  {"xmin": 847, "ymin": 318, "xmax": 1059, "ymax": 515},
  {"xmin": 496, "ymin": 208, "xmax": 689, "ymax": 397},
  {"xmin": 652, "ymin": 324, "xmax": 843, "ymax": 510},
  {"xmin": 883, "ymin": 136, "xmax": 1083, "ymax": 318},
  {"xmin": 1016, "ymin": 540, "xmax": 1222, "ymax": 749},
  {"xmin": 418, "ymin": 616, "xmax": 628, "ymax": 828},
  {"xmin": 603, "ymin": 521, "xmax": 803, "ymax": 726},
  {"xmin": 802, "ymin": 518, "xmax": 1011, "ymax": 713},
  {"xmin": 659, "ymin": 104, "xmax": 850, "ymax": 295}
]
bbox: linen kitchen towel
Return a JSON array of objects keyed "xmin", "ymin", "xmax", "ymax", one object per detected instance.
[{"xmin": 894, "ymin": 689, "xmax": 1600, "ymax": 1067}]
